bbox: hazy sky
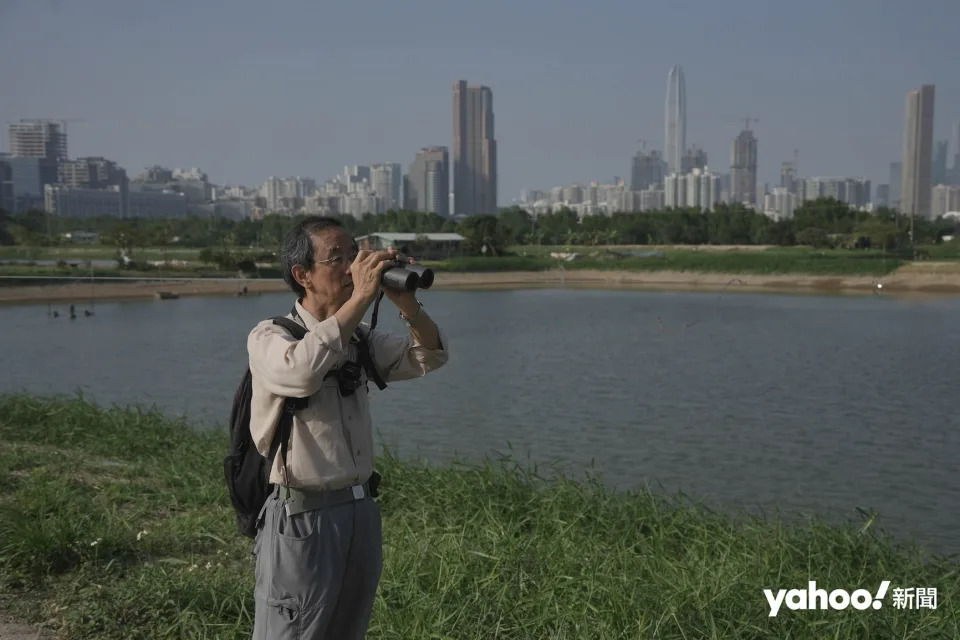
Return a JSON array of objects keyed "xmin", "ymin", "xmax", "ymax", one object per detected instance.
[{"xmin": 2, "ymin": 0, "xmax": 958, "ymax": 205}]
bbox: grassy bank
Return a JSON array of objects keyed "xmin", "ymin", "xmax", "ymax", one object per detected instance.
[
  {"xmin": 431, "ymin": 249, "xmax": 905, "ymax": 276},
  {"xmin": 0, "ymin": 246, "xmax": 204, "ymax": 262},
  {"xmin": 1, "ymin": 395, "xmax": 956, "ymax": 638},
  {"xmin": 0, "ymin": 245, "xmax": 922, "ymax": 278}
]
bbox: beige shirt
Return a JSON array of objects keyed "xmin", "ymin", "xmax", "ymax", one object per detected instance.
[{"xmin": 247, "ymin": 299, "xmax": 449, "ymax": 490}]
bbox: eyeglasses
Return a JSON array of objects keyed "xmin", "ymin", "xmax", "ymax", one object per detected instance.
[{"xmin": 315, "ymin": 251, "xmax": 358, "ymax": 268}]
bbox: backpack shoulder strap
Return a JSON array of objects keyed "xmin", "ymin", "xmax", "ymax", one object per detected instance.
[
  {"xmin": 264, "ymin": 314, "xmax": 310, "ymax": 483},
  {"xmin": 271, "ymin": 316, "xmax": 307, "ymax": 341},
  {"xmin": 354, "ymin": 326, "xmax": 387, "ymax": 391}
]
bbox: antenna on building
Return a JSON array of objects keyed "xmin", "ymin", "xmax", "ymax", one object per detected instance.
[
  {"xmin": 743, "ymin": 116, "xmax": 759, "ymax": 131},
  {"xmin": 637, "ymin": 139, "xmax": 648, "ymax": 152}
]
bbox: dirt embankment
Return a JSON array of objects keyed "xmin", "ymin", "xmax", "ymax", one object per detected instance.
[{"xmin": 2, "ymin": 262, "xmax": 960, "ymax": 305}]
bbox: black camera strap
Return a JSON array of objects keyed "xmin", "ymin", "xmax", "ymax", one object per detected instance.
[
  {"xmin": 369, "ymin": 289, "xmax": 385, "ymax": 333},
  {"xmin": 290, "ymin": 302, "xmax": 387, "ymax": 391}
]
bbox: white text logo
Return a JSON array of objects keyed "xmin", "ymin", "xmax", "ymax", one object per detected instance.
[{"xmin": 764, "ymin": 581, "xmax": 890, "ymax": 617}]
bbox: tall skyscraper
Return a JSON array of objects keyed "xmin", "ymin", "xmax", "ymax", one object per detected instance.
[
  {"xmin": 452, "ymin": 80, "xmax": 497, "ymax": 215},
  {"xmin": 875, "ymin": 184, "xmax": 890, "ymax": 207},
  {"xmin": 888, "ymin": 162, "xmax": 902, "ymax": 210},
  {"xmin": 404, "ymin": 147, "xmax": 449, "ymax": 216},
  {"xmin": 369, "ymin": 163, "xmax": 402, "ymax": 211},
  {"xmin": 781, "ymin": 161, "xmax": 797, "ymax": 194},
  {"xmin": 933, "ymin": 140, "xmax": 948, "ymax": 186},
  {"xmin": 0, "ymin": 158, "xmax": 13, "ymax": 213},
  {"xmin": 8, "ymin": 119, "xmax": 67, "ymax": 163},
  {"xmin": 664, "ymin": 65, "xmax": 686, "ymax": 174},
  {"xmin": 950, "ymin": 122, "xmax": 960, "ymax": 177},
  {"xmin": 900, "ymin": 84, "xmax": 935, "ymax": 218},
  {"xmin": 630, "ymin": 148, "xmax": 667, "ymax": 191},
  {"xmin": 680, "ymin": 145, "xmax": 707, "ymax": 174},
  {"xmin": 730, "ymin": 126, "xmax": 758, "ymax": 206}
]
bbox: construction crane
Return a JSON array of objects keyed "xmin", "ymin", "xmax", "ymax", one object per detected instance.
[{"xmin": 721, "ymin": 116, "xmax": 759, "ymax": 132}]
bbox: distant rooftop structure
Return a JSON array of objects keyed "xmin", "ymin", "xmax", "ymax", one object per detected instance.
[
  {"xmin": 355, "ymin": 232, "xmax": 464, "ymax": 242},
  {"xmin": 355, "ymin": 232, "xmax": 465, "ymax": 259}
]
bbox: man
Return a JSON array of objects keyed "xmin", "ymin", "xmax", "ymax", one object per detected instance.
[{"xmin": 247, "ymin": 216, "xmax": 449, "ymax": 638}]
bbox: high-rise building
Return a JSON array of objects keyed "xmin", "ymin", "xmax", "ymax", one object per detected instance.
[
  {"xmin": 8, "ymin": 120, "xmax": 67, "ymax": 164},
  {"xmin": 764, "ymin": 188, "xmax": 797, "ymax": 220},
  {"xmin": 781, "ymin": 161, "xmax": 797, "ymax": 194},
  {"xmin": 630, "ymin": 148, "xmax": 667, "ymax": 191},
  {"xmin": 664, "ymin": 167, "xmax": 720, "ymax": 211},
  {"xmin": 404, "ymin": 147, "xmax": 449, "ymax": 216},
  {"xmin": 344, "ymin": 165, "xmax": 371, "ymax": 192},
  {"xmin": 639, "ymin": 186, "xmax": 664, "ymax": 212},
  {"xmin": 730, "ymin": 126, "xmax": 758, "ymax": 206},
  {"xmin": 844, "ymin": 178, "xmax": 871, "ymax": 208},
  {"xmin": 888, "ymin": 162, "xmax": 902, "ymax": 210},
  {"xmin": 875, "ymin": 184, "xmax": 890, "ymax": 207},
  {"xmin": 5, "ymin": 156, "xmax": 58, "ymax": 212},
  {"xmin": 58, "ymin": 157, "xmax": 126, "ymax": 189},
  {"xmin": 681, "ymin": 145, "xmax": 707, "ymax": 174},
  {"xmin": 933, "ymin": 140, "xmax": 948, "ymax": 186},
  {"xmin": 931, "ymin": 184, "xmax": 960, "ymax": 217},
  {"xmin": 900, "ymin": 84, "xmax": 935, "ymax": 218},
  {"xmin": 452, "ymin": 80, "xmax": 497, "ymax": 215},
  {"xmin": 950, "ymin": 122, "xmax": 960, "ymax": 182},
  {"xmin": 370, "ymin": 163, "xmax": 402, "ymax": 211},
  {"xmin": 0, "ymin": 157, "xmax": 13, "ymax": 213},
  {"xmin": 664, "ymin": 173, "xmax": 684, "ymax": 208},
  {"xmin": 664, "ymin": 65, "xmax": 686, "ymax": 174}
]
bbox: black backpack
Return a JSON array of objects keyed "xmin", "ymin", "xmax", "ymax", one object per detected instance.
[{"xmin": 223, "ymin": 315, "xmax": 387, "ymax": 538}]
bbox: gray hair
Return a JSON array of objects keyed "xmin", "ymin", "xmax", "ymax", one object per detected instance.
[{"xmin": 280, "ymin": 216, "xmax": 344, "ymax": 297}]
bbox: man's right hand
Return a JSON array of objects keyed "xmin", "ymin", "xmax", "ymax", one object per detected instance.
[{"xmin": 349, "ymin": 249, "xmax": 397, "ymax": 305}]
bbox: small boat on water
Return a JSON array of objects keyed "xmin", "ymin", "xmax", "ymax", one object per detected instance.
[{"xmin": 155, "ymin": 291, "xmax": 180, "ymax": 300}]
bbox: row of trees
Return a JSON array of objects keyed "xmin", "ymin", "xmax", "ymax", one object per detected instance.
[{"xmin": 2, "ymin": 200, "xmax": 959, "ymax": 257}]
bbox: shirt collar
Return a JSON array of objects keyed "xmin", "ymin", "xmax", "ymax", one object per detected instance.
[{"xmin": 294, "ymin": 298, "xmax": 361, "ymax": 343}]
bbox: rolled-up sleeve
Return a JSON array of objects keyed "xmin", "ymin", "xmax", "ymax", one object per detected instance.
[
  {"xmin": 369, "ymin": 326, "xmax": 450, "ymax": 383},
  {"xmin": 247, "ymin": 316, "xmax": 346, "ymax": 397}
]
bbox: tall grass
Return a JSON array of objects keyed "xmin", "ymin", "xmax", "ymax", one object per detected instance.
[
  {"xmin": 1, "ymin": 393, "xmax": 957, "ymax": 638},
  {"xmin": 0, "ymin": 246, "xmax": 916, "ymax": 280},
  {"xmin": 433, "ymin": 249, "xmax": 904, "ymax": 276}
]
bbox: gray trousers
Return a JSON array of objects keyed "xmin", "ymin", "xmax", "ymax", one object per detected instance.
[{"xmin": 252, "ymin": 492, "xmax": 383, "ymax": 639}]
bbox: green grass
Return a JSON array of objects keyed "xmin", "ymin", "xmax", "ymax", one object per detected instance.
[
  {"xmin": 1, "ymin": 394, "xmax": 956, "ymax": 638},
  {"xmin": 2, "ymin": 244, "xmax": 948, "ymax": 279},
  {"xmin": 0, "ymin": 245, "xmax": 204, "ymax": 261},
  {"xmin": 0, "ymin": 265, "xmax": 285, "ymax": 285}
]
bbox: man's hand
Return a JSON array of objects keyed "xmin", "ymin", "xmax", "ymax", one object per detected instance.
[
  {"xmin": 381, "ymin": 248, "xmax": 442, "ymax": 350},
  {"xmin": 334, "ymin": 249, "xmax": 395, "ymax": 344},
  {"xmin": 349, "ymin": 249, "xmax": 395, "ymax": 305}
]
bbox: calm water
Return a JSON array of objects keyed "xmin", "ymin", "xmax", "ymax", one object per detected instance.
[{"xmin": 1, "ymin": 288, "xmax": 958, "ymax": 554}]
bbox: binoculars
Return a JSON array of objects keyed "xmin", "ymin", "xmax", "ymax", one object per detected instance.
[{"xmin": 381, "ymin": 260, "xmax": 434, "ymax": 291}]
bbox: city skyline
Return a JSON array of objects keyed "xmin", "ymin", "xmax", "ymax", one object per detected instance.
[{"xmin": 1, "ymin": 1, "xmax": 958, "ymax": 204}]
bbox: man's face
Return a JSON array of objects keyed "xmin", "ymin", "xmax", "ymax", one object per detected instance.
[{"xmin": 300, "ymin": 228, "xmax": 358, "ymax": 306}]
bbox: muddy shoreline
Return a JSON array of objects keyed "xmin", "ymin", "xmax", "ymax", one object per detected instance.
[{"xmin": 2, "ymin": 264, "xmax": 960, "ymax": 305}]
